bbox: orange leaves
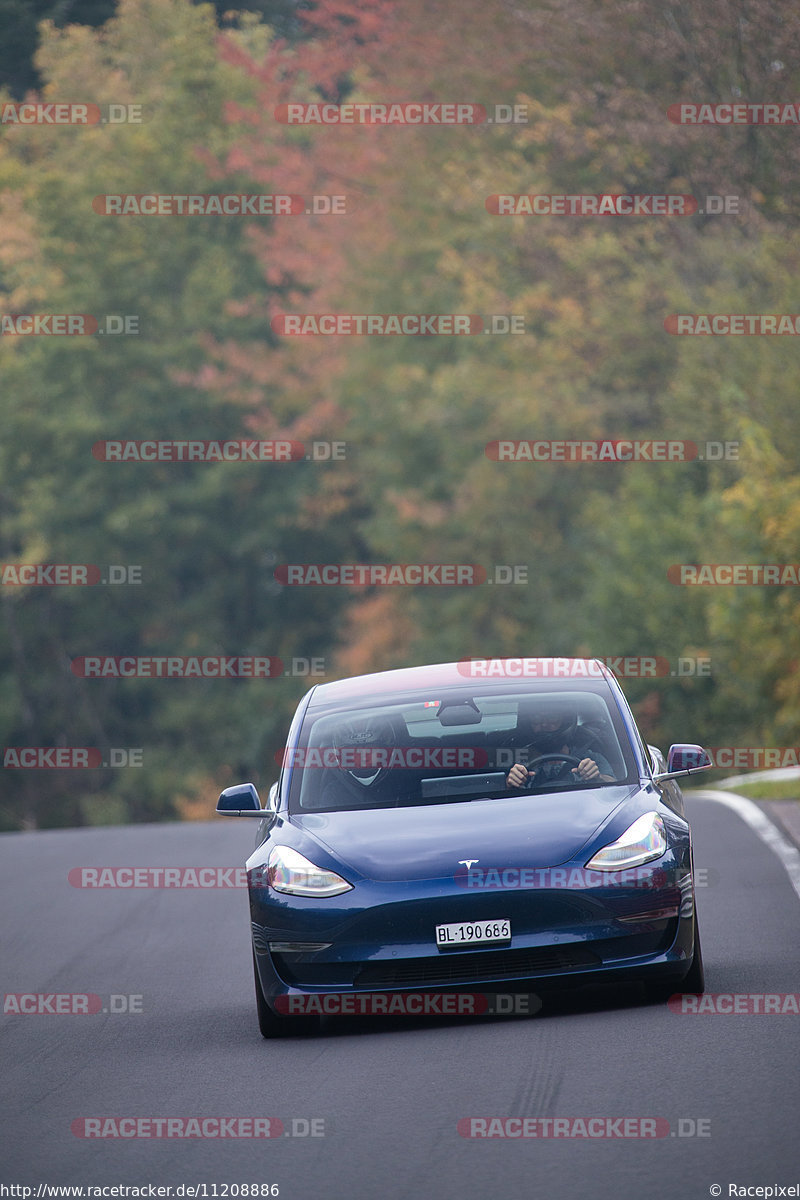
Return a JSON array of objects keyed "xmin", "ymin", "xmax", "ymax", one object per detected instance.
[{"xmin": 332, "ymin": 592, "xmax": 417, "ymax": 677}]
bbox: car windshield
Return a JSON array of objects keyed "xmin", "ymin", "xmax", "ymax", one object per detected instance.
[{"xmin": 288, "ymin": 684, "xmax": 638, "ymax": 812}]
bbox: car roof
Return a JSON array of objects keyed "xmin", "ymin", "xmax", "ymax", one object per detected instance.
[{"xmin": 307, "ymin": 658, "xmax": 615, "ymax": 707}]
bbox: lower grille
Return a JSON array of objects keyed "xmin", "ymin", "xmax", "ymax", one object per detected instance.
[{"xmin": 353, "ymin": 945, "xmax": 600, "ymax": 989}]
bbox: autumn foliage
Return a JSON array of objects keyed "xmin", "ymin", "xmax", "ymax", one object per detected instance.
[{"xmin": 1, "ymin": 0, "xmax": 799, "ymax": 827}]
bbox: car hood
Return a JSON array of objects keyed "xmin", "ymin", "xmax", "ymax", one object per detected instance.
[{"xmin": 291, "ymin": 785, "xmax": 642, "ymax": 882}]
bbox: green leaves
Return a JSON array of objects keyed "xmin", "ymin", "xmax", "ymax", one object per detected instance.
[{"xmin": 3, "ymin": 0, "xmax": 800, "ymax": 828}]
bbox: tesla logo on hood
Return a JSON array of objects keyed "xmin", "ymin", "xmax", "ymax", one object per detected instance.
[{"xmin": 458, "ymin": 859, "xmax": 479, "ymax": 869}]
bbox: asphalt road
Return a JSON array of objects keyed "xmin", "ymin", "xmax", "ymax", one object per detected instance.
[{"xmin": 1, "ymin": 793, "xmax": 799, "ymax": 1200}]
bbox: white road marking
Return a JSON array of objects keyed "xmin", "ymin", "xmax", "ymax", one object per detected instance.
[{"xmin": 690, "ymin": 788, "xmax": 800, "ymax": 904}]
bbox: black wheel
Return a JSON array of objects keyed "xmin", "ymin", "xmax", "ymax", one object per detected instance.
[
  {"xmin": 253, "ymin": 951, "xmax": 319, "ymax": 1038},
  {"xmin": 680, "ymin": 917, "xmax": 705, "ymax": 994},
  {"xmin": 643, "ymin": 915, "xmax": 705, "ymax": 1002}
]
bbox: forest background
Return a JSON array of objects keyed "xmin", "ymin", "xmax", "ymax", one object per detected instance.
[{"xmin": 2, "ymin": 0, "xmax": 799, "ymax": 829}]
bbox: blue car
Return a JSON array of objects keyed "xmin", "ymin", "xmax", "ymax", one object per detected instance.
[{"xmin": 217, "ymin": 658, "xmax": 712, "ymax": 1036}]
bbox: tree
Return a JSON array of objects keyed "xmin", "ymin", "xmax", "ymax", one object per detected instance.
[{"xmin": 0, "ymin": 0, "xmax": 360, "ymax": 829}]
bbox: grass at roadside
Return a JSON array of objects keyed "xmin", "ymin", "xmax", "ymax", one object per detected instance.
[{"xmin": 719, "ymin": 778, "xmax": 800, "ymax": 802}]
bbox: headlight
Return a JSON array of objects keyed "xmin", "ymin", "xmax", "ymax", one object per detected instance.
[
  {"xmin": 585, "ymin": 812, "xmax": 667, "ymax": 871},
  {"xmin": 267, "ymin": 845, "xmax": 353, "ymax": 897}
]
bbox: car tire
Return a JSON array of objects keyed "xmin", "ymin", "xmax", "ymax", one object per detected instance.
[
  {"xmin": 253, "ymin": 951, "xmax": 319, "ymax": 1038},
  {"xmin": 680, "ymin": 916, "xmax": 705, "ymax": 994},
  {"xmin": 644, "ymin": 916, "xmax": 705, "ymax": 1002}
]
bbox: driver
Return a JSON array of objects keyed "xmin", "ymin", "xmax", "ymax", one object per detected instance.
[{"xmin": 506, "ymin": 701, "xmax": 614, "ymax": 789}]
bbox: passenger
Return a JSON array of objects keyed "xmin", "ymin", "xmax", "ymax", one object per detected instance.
[{"xmin": 313, "ymin": 714, "xmax": 406, "ymax": 808}]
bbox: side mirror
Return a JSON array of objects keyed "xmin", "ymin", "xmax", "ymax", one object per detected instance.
[
  {"xmin": 654, "ymin": 744, "xmax": 713, "ymax": 782},
  {"xmin": 216, "ymin": 782, "xmax": 265, "ymax": 816}
]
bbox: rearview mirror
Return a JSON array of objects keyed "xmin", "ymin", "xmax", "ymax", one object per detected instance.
[{"xmin": 437, "ymin": 697, "xmax": 482, "ymax": 726}]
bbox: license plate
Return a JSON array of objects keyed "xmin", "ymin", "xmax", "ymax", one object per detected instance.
[{"xmin": 435, "ymin": 918, "xmax": 511, "ymax": 948}]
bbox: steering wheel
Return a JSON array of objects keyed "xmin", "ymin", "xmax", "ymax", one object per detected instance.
[{"xmin": 525, "ymin": 752, "xmax": 584, "ymax": 786}]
